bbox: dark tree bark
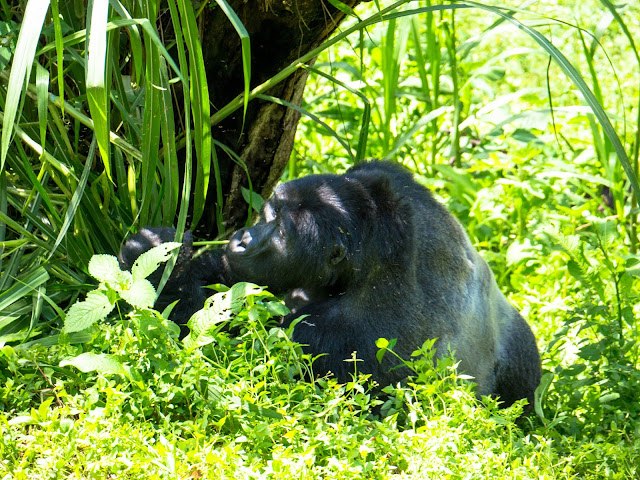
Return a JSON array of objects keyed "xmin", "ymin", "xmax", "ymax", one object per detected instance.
[{"xmin": 193, "ymin": 0, "xmax": 367, "ymax": 237}]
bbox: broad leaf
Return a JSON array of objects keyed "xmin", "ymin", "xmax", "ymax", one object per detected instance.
[
  {"xmin": 88, "ymin": 254, "xmax": 122, "ymax": 284},
  {"xmin": 119, "ymin": 278, "xmax": 156, "ymax": 309},
  {"xmin": 60, "ymin": 352, "xmax": 125, "ymax": 375},
  {"xmin": 183, "ymin": 306, "xmax": 231, "ymax": 349},
  {"xmin": 131, "ymin": 242, "xmax": 181, "ymax": 281},
  {"xmin": 65, "ymin": 290, "xmax": 114, "ymax": 332}
]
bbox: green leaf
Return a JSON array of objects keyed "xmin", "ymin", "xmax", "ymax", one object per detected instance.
[
  {"xmin": 302, "ymin": 64, "xmax": 372, "ymax": 162},
  {"xmin": 213, "ymin": 0, "xmax": 251, "ymax": 125},
  {"xmin": 595, "ymin": 220, "xmax": 616, "ymax": 250},
  {"xmin": 257, "ymin": 94, "xmax": 355, "ymax": 161},
  {"xmin": 65, "ymin": 290, "xmax": 115, "ymax": 333},
  {"xmin": 183, "ymin": 307, "xmax": 230, "ymax": 349},
  {"xmin": 506, "ymin": 240, "xmax": 534, "ymax": 266},
  {"xmin": 534, "ymin": 372, "xmax": 553, "ymax": 421},
  {"xmin": 184, "ymin": 282, "xmax": 264, "ymax": 348},
  {"xmin": 86, "ymin": 0, "xmax": 111, "ymax": 178},
  {"xmin": 8, "ymin": 416, "xmax": 36, "ymax": 427},
  {"xmin": 219, "ymin": 282, "xmax": 263, "ymax": 314},
  {"xmin": 35, "ymin": 62, "xmax": 49, "ymax": 149},
  {"xmin": 325, "ymin": 0, "xmax": 361, "ymax": 19},
  {"xmin": 131, "ymin": 242, "xmax": 181, "ymax": 281},
  {"xmin": 60, "ymin": 352, "xmax": 125, "ymax": 375},
  {"xmin": 1, "ymin": 0, "xmax": 50, "ymax": 172},
  {"xmin": 241, "ymin": 187, "xmax": 264, "ymax": 213},
  {"xmin": 0, "ymin": 267, "xmax": 49, "ymax": 314},
  {"xmin": 243, "ymin": 401, "xmax": 283, "ymax": 420},
  {"xmin": 47, "ymin": 121, "xmax": 98, "ymax": 260},
  {"xmin": 265, "ymin": 301, "xmax": 289, "ymax": 317},
  {"xmin": 175, "ymin": 0, "xmax": 213, "ymax": 229},
  {"xmin": 119, "ymin": 278, "xmax": 156, "ymax": 309},
  {"xmin": 599, "ymin": 392, "xmax": 621, "ymax": 404},
  {"xmin": 88, "ymin": 254, "xmax": 122, "ymax": 284},
  {"xmin": 50, "ymin": 0, "xmax": 65, "ymax": 111},
  {"xmin": 375, "ymin": 337, "xmax": 397, "ymax": 363},
  {"xmin": 511, "ymin": 128, "xmax": 540, "ymax": 144},
  {"xmin": 463, "ymin": 0, "xmax": 640, "ymax": 200}
]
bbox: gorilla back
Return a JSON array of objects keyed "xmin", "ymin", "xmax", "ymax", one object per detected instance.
[{"xmin": 120, "ymin": 161, "xmax": 541, "ymax": 409}]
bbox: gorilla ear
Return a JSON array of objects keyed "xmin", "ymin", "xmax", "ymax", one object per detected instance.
[{"xmin": 329, "ymin": 244, "xmax": 347, "ymax": 265}]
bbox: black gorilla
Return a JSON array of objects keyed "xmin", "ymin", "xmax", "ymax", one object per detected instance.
[{"xmin": 119, "ymin": 161, "xmax": 541, "ymax": 408}]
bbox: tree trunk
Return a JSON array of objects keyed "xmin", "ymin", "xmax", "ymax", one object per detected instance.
[{"xmin": 194, "ymin": 0, "xmax": 367, "ymax": 237}]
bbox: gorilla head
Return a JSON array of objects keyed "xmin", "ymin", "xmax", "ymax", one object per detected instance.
[{"xmin": 225, "ymin": 171, "xmax": 409, "ymax": 296}]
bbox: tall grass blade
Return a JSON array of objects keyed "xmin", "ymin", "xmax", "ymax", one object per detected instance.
[
  {"xmin": 1, "ymin": 0, "xmax": 50, "ymax": 172},
  {"xmin": 598, "ymin": 0, "xmax": 640, "ymax": 248},
  {"xmin": 139, "ymin": 13, "xmax": 162, "ymax": 224},
  {"xmin": 383, "ymin": 106, "xmax": 448, "ymax": 161},
  {"xmin": 258, "ymin": 94, "xmax": 355, "ymax": 161},
  {"xmin": 214, "ymin": 0, "xmax": 251, "ymax": 126},
  {"xmin": 86, "ymin": 0, "xmax": 111, "ymax": 179},
  {"xmin": 381, "ymin": 17, "xmax": 410, "ymax": 154},
  {"xmin": 154, "ymin": 0, "xmax": 194, "ymax": 297},
  {"xmin": 0, "ymin": 172, "xmax": 6, "ymax": 275},
  {"xmin": 176, "ymin": 0, "xmax": 214, "ymax": 230},
  {"xmin": 159, "ymin": 57, "xmax": 179, "ymax": 222},
  {"xmin": 0, "ymin": 267, "xmax": 50, "ymax": 315},
  {"xmin": 208, "ymin": 2, "xmax": 463, "ymax": 128},
  {"xmin": 109, "ymin": 0, "xmax": 143, "ymax": 83},
  {"xmin": 37, "ymin": 18, "xmax": 183, "ymax": 80},
  {"xmin": 48, "ymin": 139, "xmax": 97, "ymax": 260},
  {"xmin": 50, "ymin": 0, "xmax": 65, "ymax": 112},
  {"xmin": 303, "ymin": 65, "xmax": 371, "ymax": 162},
  {"xmin": 35, "ymin": 63, "xmax": 49, "ymax": 151}
]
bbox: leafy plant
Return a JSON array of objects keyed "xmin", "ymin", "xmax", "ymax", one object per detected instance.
[
  {"xmin": 543, "ymin": 221, "xmax": 640, "ymax": 438},
  {"xmin": 64, "ymin": 241, "xmax": 180, "ymax": 334}
]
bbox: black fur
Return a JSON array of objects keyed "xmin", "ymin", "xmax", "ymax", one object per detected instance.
[{"xmin": 119, "ymin": 161, "xmax": 541, "ymax": 408}]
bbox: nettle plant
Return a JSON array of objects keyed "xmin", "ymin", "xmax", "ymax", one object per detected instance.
[
  {"xmin": 59, "ymin": 242, "xmax": 181, "ymax": 376},
  {"xmin": 63, "ymin": 242, "xmax": 182, "ymax": 335},
  {"xmin": 60, "ymin": 242, "xmax": 291, "ymax": 378}
]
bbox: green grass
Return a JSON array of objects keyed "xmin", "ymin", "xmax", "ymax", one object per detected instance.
[{"xmin": 2, "ymin": 0, "xmax": 640, "ymax": 477}]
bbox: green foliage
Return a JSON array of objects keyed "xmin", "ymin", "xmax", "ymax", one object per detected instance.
[
  {"xmin": 0, "ymin": 294, "xmax": 575, "ymax": 479},
  {"xmin": 0, "ymin": 0, "xmax": 225, "ymax": 342},
  {"xmin": 64, "ymin": 242, "xmax": 180, "ymax": 333},
  {"xmin": 2, "ymin": 0, "xmax": 640, "ymax": 477},
  {"xmin": 544, "ymin": 221, "xmax": 640, "ymax": 438}
]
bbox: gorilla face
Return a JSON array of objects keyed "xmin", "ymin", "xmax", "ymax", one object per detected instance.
[{"xmin": 225, "ymin": 178, "xmax": 349, "ymax": 294}]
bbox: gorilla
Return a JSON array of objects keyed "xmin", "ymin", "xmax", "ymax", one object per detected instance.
[{"xmin": 119, "ymin": 161, "xmax": 541, "ymax": 409}]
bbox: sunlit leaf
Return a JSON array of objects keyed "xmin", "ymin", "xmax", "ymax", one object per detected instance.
[
  {"xmin": 65, "ymin": 291, "xmax": 115, "ymax": 333},
  {"xmin": 1, "ymin": 0, "xmax": 50, "ymax": 172},
  {"xmin": 119, "ymin": 278, "xmax": 156, "ymax": 309},
  {"xmin": 60, "ymin": 352, "xmax": 125, "ymax": 375},
  {"xmin": 131, "ymin": 242, "xmax": 181, "ymax": 281},
  {"xmin": 88, "ymin": 254, "xmax": 122, "ymax": 284},
  {"xmin": 86, "ymin": 0, "xmax": 111, "ymax": 178}
]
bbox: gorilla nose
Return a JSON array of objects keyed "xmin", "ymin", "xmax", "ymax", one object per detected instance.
[
  {"xmin": 228, "ymin": 229, "xmax": 253, "ymax": 253},
  {"xmin": 240, "ymin": 230, "xmax": 253, "ymax": 247}
]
